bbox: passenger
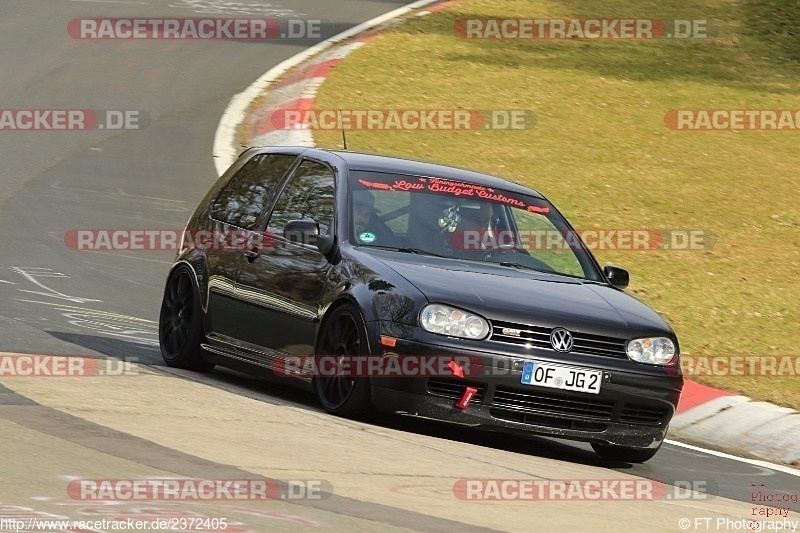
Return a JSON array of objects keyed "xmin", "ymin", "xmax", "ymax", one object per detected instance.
[{"xmin": 454, "ymin": 202, "xmax": 497, "ymax": 255}]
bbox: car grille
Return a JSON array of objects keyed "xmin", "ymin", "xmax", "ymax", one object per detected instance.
[
  {"xmin": 619, "ymin": 404, "xmax": 669, "ymax": 426},
  {"xmin": 492, "ymin": 386, "xmax": 615, "ymax": 420},
  {"xmin": 489, "ymin": 320, "xmax": 628, "ymax": 359},
  {"xmin": 426, "ymin": 380, "xmax": 669, "ymax": 429},
  {"xmin": 427, "ymin": 378, "xmax": 486, "ymax": 402}
]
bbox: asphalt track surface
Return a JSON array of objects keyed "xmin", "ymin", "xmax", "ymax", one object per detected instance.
[{"xmin": 0, "ymin": 1, "xmax": 798, "ymax": 532}]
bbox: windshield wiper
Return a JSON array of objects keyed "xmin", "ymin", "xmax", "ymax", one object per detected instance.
[
  {"xmin": 498, "ymin": 261, "xmax": 555, "ymax": 274},
  {"xmin": 361, "ymin": 245, "xmax": 448, "ymax": 258},
  {"xmin": 398, "ymin": 247, "xmax": 447, "ymax": 258}
]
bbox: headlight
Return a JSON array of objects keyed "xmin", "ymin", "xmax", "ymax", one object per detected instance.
[
  {"xmin": 419, "ymin": 304, "xmax": 490, "ymax": 340},
  {"xmin": 626, "ymin": 337, "xmax": 677, "ymax": 365}
]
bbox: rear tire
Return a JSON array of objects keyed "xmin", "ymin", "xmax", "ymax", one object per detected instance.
[
  {"xmin": 158, "ymin": 266, "xmax": 214, "ymax": 372},
  {"xmin": 313, "ymin": 304, "xmax": 373, "ymax": 419},
  {"xmin": 591, "ymin": 441, "xmax": 662, "ymax": 463}
]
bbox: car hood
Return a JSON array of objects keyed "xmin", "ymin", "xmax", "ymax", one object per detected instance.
[{"xmin": 373, "ymin": 253, "xmax": 673, "ymax": 339}]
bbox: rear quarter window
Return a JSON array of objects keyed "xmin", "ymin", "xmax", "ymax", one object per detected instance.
[{"xmin": 210, "ymin": 153, "xmax": 296, "ymax": 229}]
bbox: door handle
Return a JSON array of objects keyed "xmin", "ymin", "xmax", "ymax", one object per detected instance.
[{"xmin": 244, "ymin": 248, "xmax": 260, "ymax": 263}]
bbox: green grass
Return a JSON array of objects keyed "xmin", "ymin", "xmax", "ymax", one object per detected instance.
[{"xmin": 307, "ymin": 0, "xmax": 800, "ymax": 408}]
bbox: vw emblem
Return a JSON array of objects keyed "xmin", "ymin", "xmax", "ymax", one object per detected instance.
[{"xmin": 550, "ymin": 328, "xmax": 574, "ymax": 352}]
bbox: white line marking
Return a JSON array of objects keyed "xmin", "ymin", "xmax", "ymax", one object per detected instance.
[
  {"xmin": 212, "ymin": 0, "xmax": 442, "ymax": 176},
  {"xmin": 15, "ymin": 299, "xmax": 159, "ymax": 345},
  {"xmin": 16, "ymin": 299, "xmax": 157, "ymax": 324},
  {"xmin": 51, "ymin": 183, "xmax": 184, "ymax": 203},
  {"xmin": 84, "ymin": 261, "xmax": 158, "ymax": 276},
  {"xmin": 666, "ymin": 439, "xmax": 800, "ymax": 477},
  {"xmin": 11, "ymin": 267, "xmax": 102, "ymax": 304},
  {"xmin": 16, "ymin": 290, "xmax": 101, "ymax": 303},
  {"xmin": 80, "ymin": 250, "xmax": 173, "ymax": 264}
]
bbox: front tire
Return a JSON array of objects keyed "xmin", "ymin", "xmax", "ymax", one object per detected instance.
[
  {"xmin": 591, "ymin": 441, "xmax": 662, "ymax": 463},
  {"xmin": 313, "ymin": 304, "xmax": 373, "ymax": 419},
  {"xmin": 158, "ymin": 266, "xmax": 214, "ymax": 372}
]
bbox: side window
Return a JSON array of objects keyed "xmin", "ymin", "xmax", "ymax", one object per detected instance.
[
  {"xmin": 268, "ymin": 160, "xmax": 335, "ymax": 236},
  {"xmin": 210, "ymin": 154, "xmax": 297, "ymax": 229}
]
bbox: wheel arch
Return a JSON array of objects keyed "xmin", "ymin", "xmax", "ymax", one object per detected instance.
[
  {"xmin": 315, "ymin": 296, "xmax": 376, "ymax": 357},
  {"xmin": 158, "ymin": 260, "xmax": 214, "ymax": 372},
  {"xmin": 165, "ymin": 258, "xmax": 208, "ymax": 310}
]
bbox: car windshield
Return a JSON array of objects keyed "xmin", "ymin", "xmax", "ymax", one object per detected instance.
[{"xmin": 348, "ymin": 172, "xmax": 602, "ymax": 281}]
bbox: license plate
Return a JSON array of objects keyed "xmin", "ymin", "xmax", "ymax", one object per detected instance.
[{"xmin": 521, "ymin": 360, "xmax": 602, "ymax": 394}]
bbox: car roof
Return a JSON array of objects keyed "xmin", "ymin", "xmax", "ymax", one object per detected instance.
[{"xmin": 251, "ymin": 146, "xmax": 546, "ymax": 200}]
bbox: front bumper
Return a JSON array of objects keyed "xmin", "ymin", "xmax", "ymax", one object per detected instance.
[{"xmin": 368, "ymin": 329, "xmax": 683, "ymax": 449}]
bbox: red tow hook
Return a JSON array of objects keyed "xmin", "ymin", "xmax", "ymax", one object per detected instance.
[
  {"xmin": 448, "ymin": 359, "xmax": 475, "ymax": 409},
  {"xmin": 456, "ymin": 386, "xmax": 479, "ymax": 410}
]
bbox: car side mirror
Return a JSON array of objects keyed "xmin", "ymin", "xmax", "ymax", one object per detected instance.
[
  {"xmin": 318, "ymin": 233, "xmax": 341, "ymax": 264},
  {"xmin": 317, "ymin": 233, "xmax": 335, "ymax": 255},
  {"xmin": 604, "ymin": 265, "xmax": 630, "ymax": 290},
  {"xmin": 284, "ymin": 219, "xmax": 319, "ymax": 245}
]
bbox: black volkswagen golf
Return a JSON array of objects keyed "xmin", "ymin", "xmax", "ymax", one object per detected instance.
[{"xmin": 159, "ymin": 146, "xmax": 683, "ymax": 463}]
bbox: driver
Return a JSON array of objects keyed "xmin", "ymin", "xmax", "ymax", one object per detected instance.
[{"xmin": 352, "ymin": 190, "xmax": 401, "ymax": 247}]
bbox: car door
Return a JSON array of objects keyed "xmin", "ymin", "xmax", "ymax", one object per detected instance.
[
  {"xmin": 232, "ymin": 158, "xmax": 336, "ymax": 356},
  {"xmin": 204, "ymin": 152, "xmax": 298, "ymax": 341}
]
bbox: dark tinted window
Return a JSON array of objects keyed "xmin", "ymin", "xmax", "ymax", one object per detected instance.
[
  {"xmin": 268, "ymin": 160, "xmax": 335, "ymax": 236},
  {"xmin": 210, "ymin": 154, "xmax": 296, "ymax": 229}
]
